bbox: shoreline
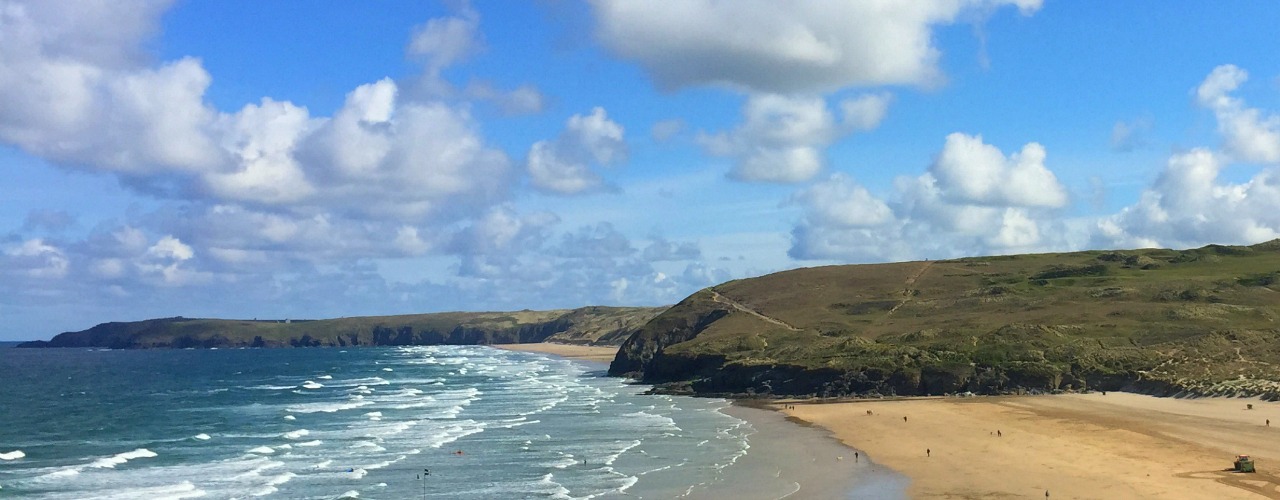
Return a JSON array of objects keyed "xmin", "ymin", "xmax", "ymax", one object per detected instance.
[
  {"xmin": 494, "ymin": 342, "xmax": 1280, "ymax": 498},
  {"xmin": 491, "ymin": 342, "xmax": 908, "ymax": 499}
]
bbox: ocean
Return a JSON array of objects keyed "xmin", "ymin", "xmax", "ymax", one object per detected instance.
[{"xmin": 0, "ymin": 345, "xmax": 895, "ymax": 499}]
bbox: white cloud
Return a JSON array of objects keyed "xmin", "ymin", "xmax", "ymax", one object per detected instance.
[
  {"xmin": 1196, "ymin": 64, "xmax": 1280, "ymax": 164},
  {"xmin": 407, "ymin": 8, "xmax": 482, "ymax": 73},
  {"xmin": 641, "ymin": 237, "xmax": 701, "ymax": 261},
  {"xmin": 1096, "ymin": 149, "xmax": 1280, "ymax": 249},
  {"xmin": 590, "ymin": 0, "xmax": 1040, "ymax": 94},
  {"xmin": 528, "ymin": 107, "xmax": 627, "ymax": 195},
  {"xmin": 146, "ymin": 235, "xmax": 194, "ymax": 261},
  {"xmin": 702, "ymin": 93, "xmax": 890, "ymax": 183},
  {"xmin": 206, "ymin": 98, "xmax": 319, "ymax": 204},
  {"xmin": 928, "ymin": 133, "xmax": 1068, "ymax": 207},
  {"xmin": 789, "ymin": 133, "xmax": 1069, "ymax": 262},
  {"xmin": 789, "ymin": 173, "xmax": 892, "ymax": 228},
  {"xmin": 4, "ymin": 239, "xmax": 69, "ymax": 279}
]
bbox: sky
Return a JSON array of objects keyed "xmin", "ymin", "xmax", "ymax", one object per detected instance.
[{"xmin": 3, "ymin": 1, "xmax": 1280, "ymax": 340}]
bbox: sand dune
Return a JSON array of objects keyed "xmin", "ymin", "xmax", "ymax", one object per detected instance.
[{"xmin": 782, "ymin": 393, "xmax": 1280, "ymax": 499}]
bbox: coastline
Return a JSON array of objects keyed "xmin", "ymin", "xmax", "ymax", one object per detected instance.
[
  {"xmin": 491, "ymin": 342, "xmax": 908, "ymax": 499},
  {"xmin": 497, "ymin": 343, "xmax": 1280, "ymax": 498},
  {"xmin": 780, "ymin": 392, "xmax": 1280, "ymax": 499}
]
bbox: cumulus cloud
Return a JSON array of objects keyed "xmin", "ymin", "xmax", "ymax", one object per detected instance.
[
  {"xmin": 790, "ymin": 134, "xmax": 1069, "ymax": 262},
  {"xmin": 407, "ymin": 7, "xmax": 483, "ymax": 74},
  {"xmin": 791, "ymin": 65, "xmax": 1280, "ymax": 264},
  {"xmin": 528, "ymin": 107, "xmax": 627, "ymax": 194},
  {"xmin": 788, "ymin": 173, "xmax": 892, "ymax": 228},
  {"xmin": 1095, "ymin": 149, "xmax": 1280, "ymax": 249},
  {"xmin": 590, "ymin": 0, "xmax": 1041, "ymax": 94},
  {"xmin": 0, "ymin": 1, "xmax": 223, "ymax": 174},
  {"xmin": 642, "ymin": 237, "xmax": 701, "ymax": 261},
  {"xmin": 1195, "ymin": 65, "xmax": 1280, "ymax": 164},
  {"xmin": 3, "ymin": 239, "xmax": 69, "ymax": 279},
  {"xmin": 928, "ymin": 133, "xmax": 1068, "ymax": 207},
  {"xmin": 702, "ymin": 93, "xmax": 891, "ymax": 183}
]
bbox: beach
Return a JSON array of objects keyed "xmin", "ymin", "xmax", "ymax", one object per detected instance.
[
  {"xmin": 781, "ymin": 393, "xmax": 1280, "ymax": 499},
  {"xmin": 499, "ymin": 343, "xmax": 1280, "ymax": 499},
  {"xmin": 497, "ymin": 342, "xmax": 621, "ymax": 363},
  {"xmin": 495, "ymin": 343, "xmax": 908, "ymax": 499}
]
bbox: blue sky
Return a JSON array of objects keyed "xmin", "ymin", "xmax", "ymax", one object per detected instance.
[{"xmin": 3, "ymin": 1, "xmax": 1280, "ymax": 340}]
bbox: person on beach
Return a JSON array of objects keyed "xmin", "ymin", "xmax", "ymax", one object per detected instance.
[
  {"xmin": 854, "ymin": 452, "xmax": 859, "ymax": 462},
  {"xmin": 997, "ymin": 430, "xmax": 1002, "ymax": 437},
  {"xmin": 903, "ymin": 416, "xmax": 908, "ymax": 422},
  {"xmin": 926, "ymin": 448, "xmax": 931, "ymax": 457}
]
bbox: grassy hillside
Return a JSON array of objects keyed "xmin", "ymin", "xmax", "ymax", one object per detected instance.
[
  {"xmin": 20, "ymin": 306, "xmax": 665, "ymax": 349},
  {"xmin": 610, "ymin": 241, "xmax": 1280, "ymax": 399}
]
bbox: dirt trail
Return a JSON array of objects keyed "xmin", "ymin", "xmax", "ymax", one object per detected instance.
[
  {"xmin": 883, "ymin": 260, "xmax": 934, "ymax": 318},
  {"xmin": 710, "ymin": 291, "xmax": 799, "ymax": 331}
]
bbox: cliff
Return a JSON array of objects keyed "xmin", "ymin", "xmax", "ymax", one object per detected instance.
[
  {"xmin": 609, "ymin": 241, "xmax": 1280, "ymax": 399},
  {"xmin": 18, "ymin": 306, "xmax": 665, "ymax": 349}
]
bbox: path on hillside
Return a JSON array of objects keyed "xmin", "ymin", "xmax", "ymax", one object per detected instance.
[
  {"xmin": 710, "ymin": 291, "xmax": 799, "ymax": 332},
  {"xmin": 883, "ymin": 260, "xmax": 935, "ymax": 319}
]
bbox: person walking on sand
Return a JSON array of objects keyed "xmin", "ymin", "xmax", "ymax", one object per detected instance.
[
  {"xmin": 997, "ymin": 430, "xmax": 1002, "ymax": 437},
  {"xmin": 903, "ymin": 416, "xmax": 908, "ymax": 422},
  {"xmin": 926, "ymin": 448, "xmax": 931, "ymax": 457}
]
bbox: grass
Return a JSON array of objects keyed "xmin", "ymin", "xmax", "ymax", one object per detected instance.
[{"xmin": 613, "ymin": 240, "xmax": 1280, "ymax": 398}]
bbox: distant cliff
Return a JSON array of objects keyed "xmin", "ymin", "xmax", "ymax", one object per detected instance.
[
  {"xmin": 19, "ymin": 306, "xmax": 665, "ymax": 349},
  {"xmin": 609, "ymin": 241, "xmax": 1280, "ymax": 399}
]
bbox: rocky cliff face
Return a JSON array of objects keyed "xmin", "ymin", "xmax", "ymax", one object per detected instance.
[{"xmin": 608, "ymin": 290, "xmax": 730, "ymax": 378}]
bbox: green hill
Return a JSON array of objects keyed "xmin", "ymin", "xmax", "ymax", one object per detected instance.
[
  {"xmin": 19, "ymin": 306, "xmax": 665, "ymax": 349},
  {"xmin": 609, "ymin": 241, "xmax": 1280, "ymax": 399}
]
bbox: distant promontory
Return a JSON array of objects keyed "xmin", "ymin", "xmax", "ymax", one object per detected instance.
[{"xmin": 18, "ymin": 306, "xmax": 665, "ymax": 349}]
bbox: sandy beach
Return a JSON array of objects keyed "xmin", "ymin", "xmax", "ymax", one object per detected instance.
[
  {"xmin": 781, "ymin": 393, "xmax": 1280, "ymax": 499},
  {"xmin": 495, "ymin": 342, "xmax": 621, "ymax": 363},
  {"xmin": 493, "ymin": 343, "xmax": 1280, "ymax": 499}
]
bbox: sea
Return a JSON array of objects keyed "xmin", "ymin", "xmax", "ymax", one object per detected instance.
[{"xmin": 0, "ymin": 345, "xmax": 892, "ymax": 499}]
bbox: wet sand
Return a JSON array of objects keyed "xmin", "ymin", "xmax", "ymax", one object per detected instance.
[
  {"xmin": 780, "ymin": 393, "xmax": 1280, "ymax": 499},
  {"xmin": 495, "ymin": 342, "xmax": 620, "ymax": 363}
]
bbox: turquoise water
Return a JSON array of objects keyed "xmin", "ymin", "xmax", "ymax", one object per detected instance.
[{"xmin": 0, "ymin": 345, "xmax": 767, "ymax": 499}]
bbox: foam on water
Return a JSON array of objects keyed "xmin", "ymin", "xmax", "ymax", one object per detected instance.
[
  {"xmin": 91, "ymin": 480, "xmax": 206, "ymax": 500},
  {"xmin": 247, "ymin": 384, "xmax": 296, "ymax": 390},
  {"xmin": 89, "ymin": 448, "xmax": 157, "ymax": 468},
  {"xmin": 0, "ymin": 345, "xmax": 801, "ymax": 500},
  {"xmin": 0, "ymin": 450, "xmax": 25, "ymax": 460},
  {"xmin": 286, "ymin": 399, "xmax": 372, "ymax": 414}
]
